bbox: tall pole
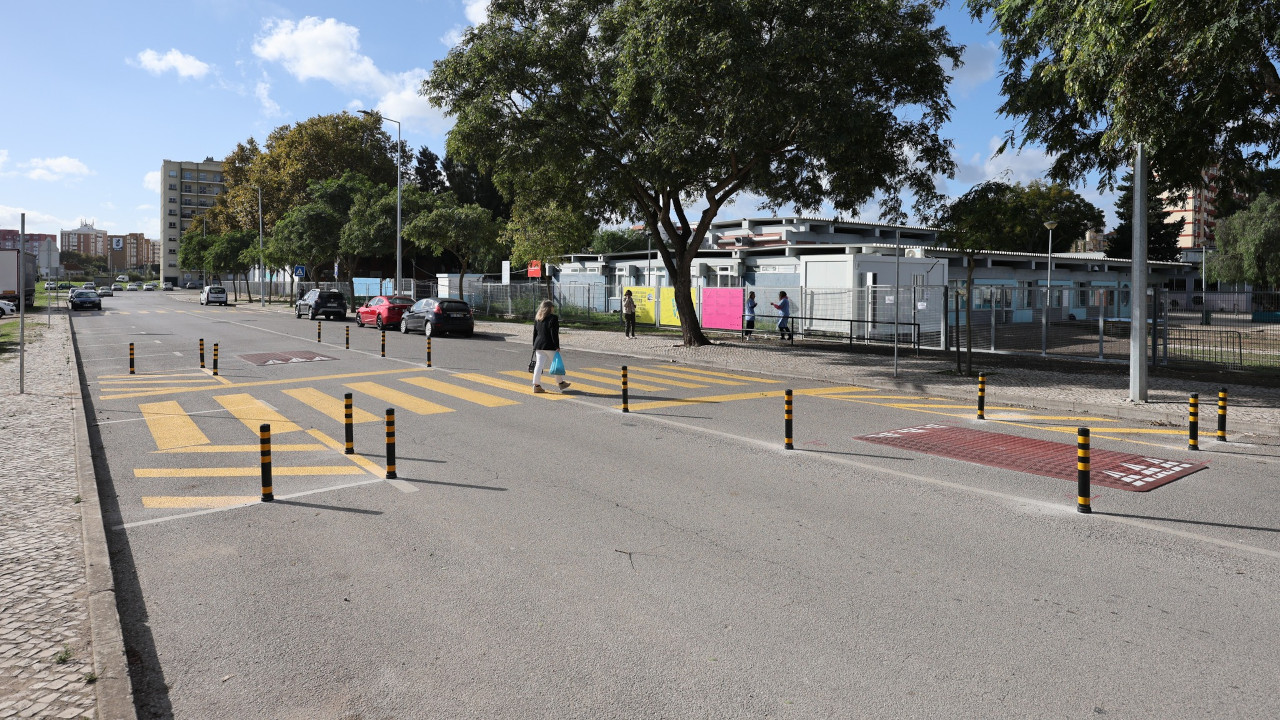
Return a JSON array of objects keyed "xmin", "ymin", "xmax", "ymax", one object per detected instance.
[
  {"xmin": 1130, "ymin": 143, "xmax": 1150, "ymax": 402},
  {"xmin": 893, "ymin": 234, "xmax": 900, "ymax": 378},
  {"xmin": 18, "ymin": 213, "xmax": 26, "ymax": 394},
  {"xmin": 1042, "ymin": 220, "xmax": 1057, "ymax": 356},
  {"xmin": 256, "ymin": 186, "xmax": 265, "ymax": 307},
  {"xmin": 359, "ymin": 110, "xmax": 402, "ymax": 295}
]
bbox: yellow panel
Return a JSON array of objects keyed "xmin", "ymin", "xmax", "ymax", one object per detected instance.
[
  {"xmin": 657, "ymin": 287, "xmax": 697, "ymax": 328},
  {"xmin": 628, "ymin": 367, "xmax": 746, "ymax": 385},
  {"xmin": 452, "ymin": 373, "xmax": 572, "ymax": 399},
  {"xmin": 401, "ymin": 376, "xmax": 519, "ymax": 407},
  {"xmin": 142, "ymin": 496, "xmax": 258, "ymax": 508},
  {"xmin": 214, "ymin": 394, "xmax": 304, "ymax": 434},
  {"xmin": 345, "ymin": 382, "xmax": 455, "ymax": 415},
  {"xmin": 624, "ymin": 286, "xmax": 657, "ymax": 324},
  {"xmin": 139, "ymin": 400, "xmax": 211, "ymax": 451},
  {"xmin": 135, "ymin": 466, "xmax": 366, "ymax": 478},
  {"xmin": 497, "ymin": 370, "xmax": 617, "ymax": 394},
  {"xmin": 282, "ymin": 388, "xmax": 380, "ymax": 423},
  {"xmin": 562, "ymin": 369, "xmax": 667, "ymax": 392},
  {"xmin": 661, "ymin": 366, "xmax": 781, "ymax": 383},
  {"xmin": 584, "ymin": 367, "xmax": 708, "ymax": 389}
]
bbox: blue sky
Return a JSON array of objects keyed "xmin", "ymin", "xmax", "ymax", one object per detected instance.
[{"xmin": 0, "ymin": 1, "xmax": 1115, "ymax": 240}]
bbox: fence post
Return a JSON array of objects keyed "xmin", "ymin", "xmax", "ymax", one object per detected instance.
[
  {"xmin": 128, "ymin": 342, "xmax": 135, "ymax": 375},
  {"xmin": 1188, "ymin": 392, "xmax": 1199, "ymax": 451},
  {"xmin": 381, "ymin": 330, "xmax": 386, "ymax": 358},
  {"xmin": 1076, "ymin": 427, "xmax": 1091, "ymax": 514},
  {"xmin": 426, "ymin": 336, "xmax": 432, "ymax": 367},
  {"xmin": 199, "ymin": 338, "xmax": 205, "ymax": 369},
  {"xmin": 212, "ymin": 342, "xmax": 219, "ymax": 376},
  {"xmin": 317, "ymin": 321, "xmax": 322, "ymax": 343},
  {"xmin": 345, "ymin": 326, "xmax": 350, "ymax": 350},
  {"xmin": 260, "ymin": 423, "xmax": 274, "ymax": 502},
  {"xmin": 385, "ymin": 408, "xmax": 396, "ymax": 479}
]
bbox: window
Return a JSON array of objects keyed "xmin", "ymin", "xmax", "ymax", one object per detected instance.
[
  {"xmin": 182, "ymin": 171, "xmax": 193, "ymax": 180},
  {"xmin": 168, "ymin": 209, "xmax": 177, "ymax": 216},
  {"xmin": 168, "ymin": 197, "xmax": 177, "ymax": 203},
  {"xmin": 168, "ymin": 183, "xmax": 177, "ymax": 191},
  {"xmin": 168, "ymin": 222, "xmax": 177, "ymax": 229},
  {"xmin": 183, "ymin": 184, "xmax": 193, "ymax": 192},
  {"xmin": 168, "ymin": 170, "xmax": 177, "ymax": 177},
  {"xmin": 168, "ymin": 248, "xmax": 177, "ymax": 254},
  {"xmin": 168, "ymin": 262, "xmax": 177, "ymax": 267},
  {"xmin": 198, "ymin": 172, "xmax": 207, "ymax": 181}
]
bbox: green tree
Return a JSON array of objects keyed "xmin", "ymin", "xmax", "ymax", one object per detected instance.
[
  {"xmin": 1105, "ymin": 173, "xmax": 1183, "ymax": 261},
  {"xmin": 501, "ymin": 201, "xmax": 597, "ymax": 294},
  {"xmin": 404, "ymin": 193, "xmax": 505, "ymax": 297},
  {"xmin": 1015, "ymin": 181, "xmax": 1104, "ymax": 254},
  {"xmin": 1209, "ymin": 193, "xmax": 1280, "ymax": 290},
  {"xmin": 425, "ymin": 0, "xmax": 961, "ymax": 346},
  {"xmin": 968, "ymin": 0, "xmax": 1280, "ymax": 191},
  {"xmin": 589, "ymin": 228, "xmax": 648, "ymax": 254}
]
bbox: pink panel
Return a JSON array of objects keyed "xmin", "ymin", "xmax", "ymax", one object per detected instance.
[{"xmin": 701, "ymin": 287, "xmax": 745, "ymax": 330}]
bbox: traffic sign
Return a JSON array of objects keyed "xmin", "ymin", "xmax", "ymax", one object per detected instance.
[{"xmin": 293, "ymin": 265, "xmax": 305, "ymax": 278}]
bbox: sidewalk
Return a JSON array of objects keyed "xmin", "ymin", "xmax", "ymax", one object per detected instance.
[{"xmin": 0, "ymin": 313, "xmax": 132, "ymax": 720}]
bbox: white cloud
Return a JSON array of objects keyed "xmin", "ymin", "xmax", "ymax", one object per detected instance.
[
  {"xmin": 0, "ymin": 149, "xmax": 8, "ymax": 172},
  {"xmin": 143, "ymin": 170, "xmax": 160, "ymax": 193},
  {"xmin": 254, "ymin": 17, "xmax": 445, "ymax": 132},
  {"xmin": 23, "ymin": 156, "xmax": 92, "ymax": 182},
  {"xmin": 440, "ymin": 27, "xmax": 465, "ymax": 48},
  {"xmin": 950, "ymin": 42, "xmax": 997, "ymax": 97},
  {"xmin": 464, "ymin": 0, "xmax": 489, "ymax": 25},
  {"xmin": 0, "ymin": 205, "xmax": 73, "ymax": 232},
  {"xmin": 136, "ymin": 204, "xmax": 155, "ymax": 211},
  {"xmin": 133, "ymin": 48, "xmax": 212, "ymax": 79},
  {"xmin": 256, "ymin": 79, "xmax": 282, "ymax": 117},
  {"xmin": 253, "ymin": 17, "xmax": 390, "ymax": 93},
  {"xmin": 953, "ymin": 136, "xmax": 1054, "ymax": 187}
]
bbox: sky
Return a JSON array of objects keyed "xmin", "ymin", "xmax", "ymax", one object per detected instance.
[{"xmin": 0, "ymin": 0, "xmax": 1117, "ymax": 241}]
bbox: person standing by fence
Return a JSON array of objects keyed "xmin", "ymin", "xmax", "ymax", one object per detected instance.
[
  {"xmin": 771, "ymin": 291, "xmax": 793, "ymax": 341},
  {"xmin": 622, "ymin": 289, "xmax": 637, "ymax": 338},
  {"xmin": 743, "ymin": 291, "xmax": 757, "ymax": 339},
  {"xmin": 532, "ymin": 300, "xmax": 571, "ymax": 393}
]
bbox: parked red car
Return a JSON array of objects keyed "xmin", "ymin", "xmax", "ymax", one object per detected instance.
[{"xmin": 355, "ymin": 295, "xmax": 415, "ymax": 330}]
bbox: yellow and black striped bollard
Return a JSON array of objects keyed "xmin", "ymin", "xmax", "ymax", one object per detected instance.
[
  {"xmin": 384, "ymin": 408, "xmax": 397, "ymax": 479},
  {"xmin": 259, "ymin": 423, "xmax": 274, "ymax": 502},
  {"xmin": 1217, "ymin": 387, "xmax": 1228, "ymax": 442},
  {"xmin": 344, "ymin": 392, "xmax": 354, "ymax": 455},
  {"xmin": 199, "ymin": 338, "xmax": 205, "ymax": 369},
  {"xmin": 317, "ymin": 321, "xmax": 322, "ymax": 343},
  {"xmin": 381, "ymin": 330, "xmax": 386, "ymax": 358},
  {"xmin": 1188, "ymin": 392, "xmax": 1199, "ymax": 451},
  {"xmin": 784, "ymin": 389, "xmax": 794, "ymax": 450},
  {"xmin": 977, "ymin": 372, "xmax": 986, "ymax": 420},
  {"xmin": 212, "ymin": 342, "xmax": 219, "ymax": 376},
  {"xmin": 128, "ymin": 342, "xmax": 135, "ymax": 375},
  {"xmin": 426, "ymin": 336, "xmax": 432, "ymax": 367},
  {"xmin": 621, "ymin": 365, "xmax": 629, "ymax": 413},
  {"xmin": 345, "ymin": 326, "xmax": 350, "ymax": 350},
  {"xmin": 1076, "ymin": 427, "xmax": 1091, "ymax": 514}
]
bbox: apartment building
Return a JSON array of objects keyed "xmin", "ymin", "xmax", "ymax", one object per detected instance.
[
  {"xmin": 160, "ymin": 157, "xmax": 225, "ymax": 286},
  {"xmin": 60, "ymin": 221, "xmax": 109, "ymax": 255},
  {"xmin": 104, "ymin": 233, "xmax": 154, "ymax": 273},
  {"xmin": 1161, "ymin": 169, "xmax": 1220, "ymax": 250}
]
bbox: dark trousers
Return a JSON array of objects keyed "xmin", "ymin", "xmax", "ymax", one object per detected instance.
[
  {"xmin": 624, "ymin": 312, "xmax": 636, "ymax": 337},
  {"xmin": 743, "ymin": 319, "xmax": 755, "ymax": 338}
]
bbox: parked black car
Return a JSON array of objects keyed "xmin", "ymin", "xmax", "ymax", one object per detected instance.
[
  {"xmin": 400, "ymin": 297, "xmax": 474, "ymax": 337},
  {"xmin": 69, "ymin": 288, "xmax": 102, "ymax": 311},
  {"xmin": 295, "ymin": 289, "xmax": 348, "ymax": 320}
]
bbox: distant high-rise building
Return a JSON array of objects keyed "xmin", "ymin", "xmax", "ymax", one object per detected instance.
[
  {"xmin": 104, "ymin": 233, "xmax": 154, "ymax": 273},
  {"xmin": 160, "ymin": 158, "xmax": 225, "ymax": 286},
  {"xmin": 60, "ymin": 221, "xmax": 109, "ymax": 255},
  {"xmin": 1161, "ymin": 169, "xmax": 1221, "ymax": 249}
]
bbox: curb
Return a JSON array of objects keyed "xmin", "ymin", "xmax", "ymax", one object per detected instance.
[{"xmin": 68, "ymin": 315, "xmax": 138, "ymax": 720}]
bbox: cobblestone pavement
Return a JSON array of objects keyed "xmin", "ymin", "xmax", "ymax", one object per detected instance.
[{"xmin": 0, "ymin": 315, "xmax": 97, "ymax": 719}]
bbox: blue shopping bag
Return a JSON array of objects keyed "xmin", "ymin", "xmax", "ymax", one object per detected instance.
[{"xmin": 548, "ymin": 351, "xmax": 566, "ymax": 376}]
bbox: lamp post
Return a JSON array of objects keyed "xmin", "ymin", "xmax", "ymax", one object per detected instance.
[
  {"xmin": 359, "ymin": 110, "xmax": 402, "ymax": 295},
  {"xmin": 254, "ymin": 186, "xmax": 265, "ymax": 307},
  {"xmin": 1042, "ymin": 220, "xmax": 1058, "ymax": 356}
]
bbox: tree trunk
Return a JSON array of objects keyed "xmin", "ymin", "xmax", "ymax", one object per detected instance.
[
  {"xmin": 243, "ymin": 272, "xmax": 253, "ymax": 304},
  {"xmin": 670, "ymin": 265, "xmax": 710, "ymax": 346}
]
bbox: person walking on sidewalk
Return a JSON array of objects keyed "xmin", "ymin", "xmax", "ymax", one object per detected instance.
[
  {"xmin": 532, "ymin": 299, "xmax": 570, "ymax": 393},
  {"xmin": 743, "ymin": 291, "xmax": 757, "ymax": 339},
  {"xmin": 771, "ymin": 291, "xmax": 793, "ymax": 341},
  {"xmin": 622, "ymin": 289, "xmax": 637, "ymax": 338}
]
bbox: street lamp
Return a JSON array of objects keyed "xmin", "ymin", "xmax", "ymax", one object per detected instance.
[
  {"xmin": 1042, "ymin": 220, "xmax": 1058, "ymax": 356},
  {"xmin": 253, "ymin": 186, "xmax": 265, "ymax": 307},
  {"xmin": 359, "ymin": 109, "xmax": 402, "ymax": 295}
]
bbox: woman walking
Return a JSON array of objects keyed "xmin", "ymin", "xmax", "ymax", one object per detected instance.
[
  {"xmin": 743, "ymin": 291, "xmax": 757, "ymax": 339},
  {"xmin": 532, "ymin": 299, "xmax": 571, "ymax": 393}
]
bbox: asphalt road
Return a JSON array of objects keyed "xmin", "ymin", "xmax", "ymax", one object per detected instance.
[{"xmin": 72, "ymin": 290, "xmax": 1280, "ymax": 719}]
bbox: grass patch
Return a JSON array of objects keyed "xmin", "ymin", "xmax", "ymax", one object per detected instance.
[{"xmin": 54, "ymin": 645, "xmax": 73, "ymax": 664}]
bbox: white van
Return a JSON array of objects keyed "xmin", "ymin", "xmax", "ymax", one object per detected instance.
[{"xmin": 200, "ymin": 285, "xmax": 228, "ymax": 306}]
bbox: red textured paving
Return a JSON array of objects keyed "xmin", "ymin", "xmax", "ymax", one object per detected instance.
[{"xmin": 856, "ymin": 424, "xmax": 1207, "ymax": 492}]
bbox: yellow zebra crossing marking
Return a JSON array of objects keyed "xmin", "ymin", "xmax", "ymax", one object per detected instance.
[
  {"xmin": 497, "ymin": 371, "xmax": 616, "ymax": 394},
  {"xmin": 617, "ymin": 386, "xmax": 866, "ymax": 411},
  {"xmin": 282, "ymin": 388, "xmax": 380, "ymax": 423},
  {"xmin": 453, "ymin": 373, "xmax": 571, "ymax": 399},
  {"xmin": 135, "ymin": 466, "xmax": 364, "ymax": 478},
  {"xmin": 625, "ymin": 367, "xmax": 746, "ymax": 385},
  {"xmin": 400, "ymin": 376, "xmax": 519, "ymax": 407},
  {"xmin": 158, "ymin": 444, "xmax": 327, "ymax": 454},
  {"xmin": 564, "ymin": 369, "xmax": 666, "ymax": 392},
  {"xmin": 345, "ymin": 381, "xmax": 454, "ymax": 415},
  {"xmin": 142, "ymin": 496, "xmax": 258, "ymax": 509},
  {"xmin": 658, "ymin": 366, "xmax": 781, "ymax": 383},
  {"xmin": 586, "ymin": 367, "xmax": 708, "ymax": 388},
  {"xmin": 215, "ymin": 393, "xmax": 304, "ymax": 434},
  {"xmin": 139, "ymin": 400, "xmax": 211, "ymax": 450}
]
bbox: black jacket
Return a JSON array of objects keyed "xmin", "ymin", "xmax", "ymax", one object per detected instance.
[{"xmin": 532, "ymin": 315, "xmax": 560, "ymax": 351}]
